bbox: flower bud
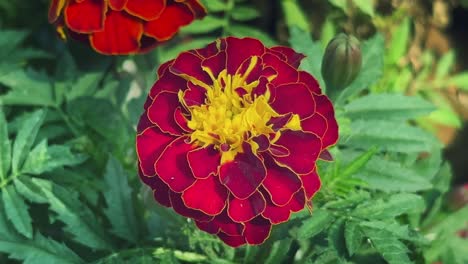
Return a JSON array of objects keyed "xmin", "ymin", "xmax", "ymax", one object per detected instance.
[{"xmin": 321, "ymin": 33, "xmax": 362, "ymax": 95}]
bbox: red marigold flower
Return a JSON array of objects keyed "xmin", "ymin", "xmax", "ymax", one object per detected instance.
[
  {"xmin": 136, "ymin": 37, "xmax": 339, "ymax": 247},
  {"xmin": 48, "ymin": 0, "xmax": 206, "ymax": 55}
]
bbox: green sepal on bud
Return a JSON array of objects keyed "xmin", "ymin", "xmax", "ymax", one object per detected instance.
[{"xmin": 321, "ymin": 33, "xmax": 362, "ymax": 97}]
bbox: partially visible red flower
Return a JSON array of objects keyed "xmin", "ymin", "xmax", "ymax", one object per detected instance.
[
  {"xmin": 136, "ymin": 37, "xmax": 339, "ymax": 247},
  {"xmin": 48, "ymin": 0, "xmax": 206, "ymax": 55}
]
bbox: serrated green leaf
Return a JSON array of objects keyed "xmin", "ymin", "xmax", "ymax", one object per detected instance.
[
  {"xmin": 357, "ymin": 156, "xmax": 433, "ymax": 192},
  {"xmin": 231, "ymin": 6, "xmax": 260, "ymax": 21},
  {"xmin": 11, "ymin": 109, "xmax": 46, "ymax": 175},
  {"xmin": 337, "ymin": 34, "xmax": 384, "ymax": 104},
  {"xmin": 181, "ymin": 16, "xmax": 225, "ymax": 34},
  {"xmin": 359, "ymin": 221, "xmax": 427, "ymax": 244},
  {"xmin": 14, "ymin": 178, "xmax": 47, "ymax": 204},
  {"xmin": 328, "ymin": 218, "xmax": 347, "ymax": 258},
  {"xmin": 103, "ymin": 156, "xmax": 138, "ymax": 243},
  {"xmin": 345, "ymin": 93, "xmax": 435, "ymax": 120},
  {"xmin": 32, "ymin": 178, "xmax": 112, "ymax": 250},
  {"xmin": 227, "ymin": 25, "xmax": 276, "ymax": 46},
  {"xmin": 264, "ymin": 239, "xmax": 292, "ymax": 264},
  {"xmin": 363, "ymin": 228, "xmax": 412, "ymax": 264},
  {"xmin": 282, "ymin": 0, "xmax": 310, "ymax": 32},
  {"xmin": 341, "ymin": 146, "xmax": 377, "ymax": 178},
  {"xmin": 66, "ymin": 72, "xmax": 102, "ymax": 101},
  {"xmin": 345, "ymin": 120, "xmax": 440, "ymax": 153},
  {"xmin": 289, "ymin": 27, "xmax": 324, "ymax": 88},
  {"xmin": 2, "ymin": 185, "xmax": 32, "ymax": 238},
  {"xmin": 0, "ymin": 110, "xmax": 10, "ymax": 180},
  {"xmin": 344, "ymin": 221, "xmax": 362, "ymax": 256},
  {"xmin": 0, "ymin": 70, "xmax": 55, "ymax": 107},
  {"xmin": 297, "ymin": 209, "xmax": 333, "ymax": 239},
  {"xmin": 199, "ymin": 0, "xmax": 227, "ymax": 12},
  {"xmin": 352, "ymin": 193, "xmax": 425, "ymax": 219}
]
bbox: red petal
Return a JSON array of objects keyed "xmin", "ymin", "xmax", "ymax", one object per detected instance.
[
  {"xmin": 262, "ymin": 52, "xmax": 299, "ymax": 85},
  {"xmin": 196, "ymin": 211, "xmax": 244, "ymax": 236},
  {"xmin": 144, "ymin": 3, "xmax": 194, "ymax": 41},
  {"xmin": 225, "ymin": 37, "xmax": 265, "ymax": 75},
  {"xmin": 155, "ymin": 137, "xmax": 196, "ymax": 192},
  {"xmin": 227, "ymin": 192, "xmax": 266, "ymax": 223},
  {"xmin": 272, "ymin": 130, "xmax": 321, "ymax": 175},
  {"xmin": 271, "ymin": 83, "xmax": 315, "ymax": 119},
  {"xmin": 136, "ymin": 126, "xmax": 175, "ymax": 176},
  {"xmin": 299, "ymin": 71, "xmax": 322, "ymax": 94},
  {"xmin": 219, "ymin": 144, "xmax": 267, "ymax": 199},
  {"xmin": 170, "ymin": 52, "xmax": 211, "ymax": 86},
  {"xmin": 262, "ymin": 189, "xmax": 305, "ymax": 224},
  {"xmin": 174, "ymin": 107, "xmax": 191, "ymax": 132},
  {"xmin": 170, "ymin": 192, "xmax": 213, "ymax": 222},
  {"xmin": 109, "ymin": 0, "xmax": 127, "ymax": 10},
  {"xmin": 183, "ymin": 82, "xmax": 207, "ymax": 107},
  {"xmin": 65, "ymin": 0, "xmax": 106, "ymax": 33},
  {"xmin": 139, "ymin": 169, "xmax": 171, "ymax": 207},
  {"xmin": 301, "ymin": 113, "xmax": 327, "ymax": 137},
  {"xmin": 319, "ymin": 150, "xmax": 333, "ymax": 161},
  {"xmin": 187, "ymin": 146, "xmax": 220, "ymax": 179},
  {"xmin": 201, "ymin": 51, "xmax": 227, "ymax": 80},
  {"xmin": 90, "ymin": 11, "xmax": 143, "ymax": 55},
  {"xmin": 301, "ymin": 169, "xmax": 321, "ymax": 200},
  {"xmin": 49, "ymin": 0, "xmax": 66, "ymax": 23},
  {"xmin": 137, "ymin": 112, "xmax": 153, "ymax": 133},
  {"xmin": 314, "ymin": 94, "xmax": 339, "ymax": 148},
  {"xmin": 243, "ymin": 216, "xmax": 272, "ymax": 245},
  {"xmin": 218, "ymin": 232, "xmax": 246, "ymax": 247},
  {"xmin": 147, "ymin": 91, "xmax": 183, "ymax": 135},
  {"xmin": 269, "ymin": 46, "xmax": 305, "ymax": 68},
  {"xmin": 263, "ymin": 157, "xmax": 302, "ymax": 206},
  {"xmin": 150, "ymin": 69, "xmax": 188, "ymax": 98},
  {"xmin": 184, "ymin": 0, "xmax": 207, "ymax": 18},
  {"xmin": 182, "ymin": 176, "xmax": 228, "ymax": 215},
  {"xmin": 125, "ymin": 0, "xmax": 165, "ymax": 21},
  {"xmin": 194, "ymin": 39, "xmax": 225, "ymax": 58}
]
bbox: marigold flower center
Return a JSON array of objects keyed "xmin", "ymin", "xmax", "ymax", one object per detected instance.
[{"xmin": 180, "ymin": 56, "xmax": 301, "ymax": 163}]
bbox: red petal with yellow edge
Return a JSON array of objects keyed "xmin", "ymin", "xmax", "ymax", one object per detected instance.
[
  {"xmin": 219, "ymin": 143, "xmax": 267, "ymax": 199},
  {"xmin": 183, "ymin": 82, "xmax": 206, "ymax": 107},
  {"xmin": 90, "ymin": 11, "xmax": 143, "ymax": 55},
  {"xmin": 109, "ymin": 0, "xmax": 127, "ymax": 10},
  {"xmin": 271, "ymin": 83, "xmax": 316, "ymax": 119},
  {"xmin": 299, "ymin": 71, "xmax": 322, "ymax": 94},
  {"xmin": 184, "ymin": 0, "xmax": 207, "ymax": 18},
  {"xmin": 49, "ymin": 0, "xmax": 67, "ymax": 23},
  {"xmin": 170, "ymin": 192, "xmax": 213, "ymax": 222},
  {"xmin": 182, "ymin": 176, "xmax": 228, "ymax": 215},
  {"xmin": 65, "ymin": 0, "xmax": 105, "ymax": 33},
  {"xmin": 269, "ymin": 46, "xmax": 305, "ymax": 68},
  {"xmin": 301, "ymin": 113, "xmax": 328, "ymax": 138},
  {"xmin": 136, "ymin": 126, "xmax": 175, "ymax": 176},
  {"xmin": 225, "ymin": 37, "xmax": 265, "ymax": 75},
  {"xmin": 272, "ymin": 130, "xmax": 321, "ymax": 175},
  {"xmin": 170, "ymin": 52, "xmax": 212, "ymax": 85},
  {"xmin": 227, "ymin": 192, "xmax": 266, "ymax": 223},
  {"xmin": 201, "ymin": 51, "xmax": 227, "ymax": 79},
  {"xmin": 262, "ymin": 52, "xmax": 299, "ymax": 85},
  {"xmin": 218, "ymin": 232, "xmax": 246, "ymax": 247},
  {"xmin": 144, "ymin": 3, "xmax": 194, "ymax": 41},
  {"xmin": 197, "ymin": 211, "xmax": 244, "ymax": 236},
  {"xmin": 187, "ymin": 146, "xmax": 220, "ymax": 179},
  {"xmin": 155, "ymin": 137, "xmax": 196, "ymax": 192},
  {"xmin": 301, "ymin": 169, "xmax": 321, "ymax": 200},
  {"xmin": 147, "ymin": 91, "xmax": 183, "ymax": 136},
  {"xmin": 314, "ymin": 94, "xmax": 339, "ymax": 148},
  {"xmin": 125, "ymin": 0, "xmax": 166, "ymax": 21},
  {"xmin": 149, "ymin": 70, "xmax": 188, "ymax": 98},
  {"xmin": 195, "ymin": 39, "xmax": 226, "ymax": 58},
  {"xmin": 195, "ymin": 220, "xmax": 218, "ymax": 234},
  {"xmin": 139, "ymin": 169, "xmax": 171, "ymax": 207},
  {"xmin": 244, "ymin": 216, "xmax": 272, "ymax": 245},
  {"xmin": 174, "ymin": 107, "xmax": 190, "ymax": 132},
  {"xmin": 262, "ymin": 189, "xmax": 305, "ymax": 224},
  {"xmin": 262, "ymin": 156, "xmax": 302, "ymax": 206},
  {"xmin": 137, "ymin": 112, "xmax": 152, "ymax": 133}
]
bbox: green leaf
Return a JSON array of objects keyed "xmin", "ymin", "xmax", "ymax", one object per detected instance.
[
  {"xmin": 341, "ymin": 146, "xmax": 377, "ymax": 178},
  {"xmin": 297, "ymin": 209, "xmax": 333, "ymax": 239},
  {"xmin": 435, "ymin": 51, "xmax": 455, "ymax": 79},
  {"xmin": 282, "ymin": 0, "xmax": 310, "ymax": 32},
  {"xmin": 447, "ymin": 72, "xmax": 468, "ymax": 89},
  {"xmin": 199, "ymin": 0, "xmax": 227, "ymax": 12},
  {"xmin": 328, "ymin": 218, "xmax": 347, "ymax": 258},
  {"xmin": 32, "ymin": 178, "xmax": 112, "ymax": 250},
  {"xmin": 344, "ymin": 221, "xmax": 362, "ymax": 256},
  {"xmin": 289, "ymin": 26, "xmax": 324, "ymax": 88},
  {"xmin": 66, "ymin": 72, "xmax": 103, "ymax": 101},
  {"xmin": 181, "ymin": 16, "xmax": 225, "ymax": 34},
  {"xmin": 388, "ymin": 17, "xmax": 410, "ymax": 64},
  {"xmin": 328, "ymin": 0, "xmax": 348, "ymax": 10},
  {"xmin": 0, "ymin": 110, "xmax": 11, "ymax": 180},
  {"xmin": 231, "ymin": 6, "xmax": 260, "ymax": 21},
  {"xmin": 227, "ymin": 25, "xmax": 276, "ymax": 46},
  {"xmin": 345, "ymin": 120, "xmax": 440, "ymax": 153},
  {"xmin": 11, "ymin": 109, "xmax": 46, "ymax": 175},
  {"xmin": 103, "ymin": 156, "xmax": 138, "ymax": 243},
  {"xmin": 14, "ymin": 177, "xmax": 47, "ymax": 204},
  {"xmin": 344, "ymin": 93, "xmax": 435, "ymax": 120},
  {"xmin": 0, "ymin": 70, "xmax": 55, "ymax": 107},
  {"xmin": 21, "ymin": 141, "xmax": 86, "ymax": 175},
  {"xmin": 353, "ymin": 0, "xmax": 375, "ymax": 17},
  {"xmin": 264, "ymin": 239, "xmax": 292, "ymax": 264},
  {"xmin": 336, "ymin": 34, "xmax": 384, "ymax": 104},
  {"xmin": 359, "ymin": 221, "xmax": 427, "ymax": 244},
  {"xmin": 363, "ymin": 228, "xmax": 412, "ymax": 264},
  {"xmin": 352, "ymin": 193, "xmax": 425, "ymax": 219},
  {"xmin": 1, "ymin": 185, "xmax": 32, "ymax": 238},
  {"xmin": 357, "ymin": 156, "xmax": 433, "ymax": 192}
]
